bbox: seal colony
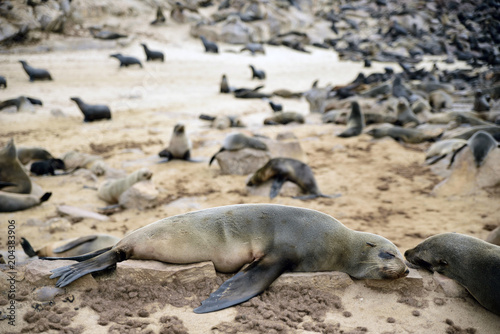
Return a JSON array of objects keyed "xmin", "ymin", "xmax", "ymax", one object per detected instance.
[{"xmin": 49, "ymin": 204, "xmax": 409, "ymax": 313}]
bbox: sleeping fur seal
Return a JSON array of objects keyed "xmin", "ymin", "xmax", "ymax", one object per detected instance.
[
  {"xmin": 405, "ymin": 232, "xmax": 500, "ymax": 315},
  {"xmin": 19, "ymin": 60, "xmax": 52, "ymax": 81},
  {"xmin": 0, "ymin": 191, "xmax": 51, "ymax": 212},
  {"xmin": 21, "ymin": 234, "xmax": 120, "ymax": 258},
  {"xmin": 97, "ymin": 168, "xmax": 152, "ymax": 204},
  {"xmin": 338, "ymin": 101, "xmax": 365, "ymax": 137},
  {"xmin": 247, "ymin": 158, "xmax": 339, "ymax": 200},
  {"xmin": 49, "ymin": 204, "xmax": 409, "ymax": 313},
  {"xmin": 209, "ymin": 133, "xmax": 268, "ymax": 166},
  {"xmin": 158, "ymin": 124, "xmax": 195, "ymax": 161},
  {"xmin": 263, "ymin": 112, "xmax": 305, "ymax": 125},
  {"xmin": 366, "ymin": 125, "xmax": 439, "ymax": 144},
  {"xmin": 70, "ymin": 97, "xmax": 111, "ymax": 122},
  {"xmin": 140, "ymin": 43, "xmax": 164, "ymax": 62},
  {"xmin": 0, "ymin": 139, "xmax": 32, "ymax": 194}
]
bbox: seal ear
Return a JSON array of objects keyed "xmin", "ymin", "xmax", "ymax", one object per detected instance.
[{"xmin": 366, "ymin": 242, "xmax": 376, "ymax": 247}]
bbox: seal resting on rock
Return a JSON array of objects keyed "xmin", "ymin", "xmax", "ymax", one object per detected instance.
[
  {"xmin": 110, "ymin": 54, "xmax": 143, "ymax": 68},
  {"xmin": 49, "ymin": 204, "xmax": 409, "ymax": 313},
  {"xmin": 405, "ymin": 232, "xmax": 500, "ymax": 315},
  {"xmin": 209, "ymin": 133, "xmax": 268, "ymax": 166}
]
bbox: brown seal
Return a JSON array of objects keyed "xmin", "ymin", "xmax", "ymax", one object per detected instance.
[
  {"xmin": 0, "ymin": 139, "xmax": 32, "ymax": 194},
  {"xmin": 49, "ymin": 204, "xmax": 409, "ymax": 313},
  {"xmin": 209, "ymin": 133, "xmax": 268, "ymax": 166},
  {"xmin": 247, "ymin": 158, "xmax": 340, "ymax": 200},
  {"xmin": 338, "ymin": 101, "xmax": 365, "ymax": 137},
  {"xmin": 405, "ymin": 232, "xmax": 500, "ymax": 315}
]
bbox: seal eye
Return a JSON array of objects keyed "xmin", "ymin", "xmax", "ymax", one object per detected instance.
[
  {"xmin": 438, "ymin": 259, "xmax": 448, "ymax": 266},
  {"xmin": 366, "ymin": 242, "xmax": 376, "ymax": 247},
  {"xmin": 379, "ymin": 251, "xmax": 396, "ymax": 259}
]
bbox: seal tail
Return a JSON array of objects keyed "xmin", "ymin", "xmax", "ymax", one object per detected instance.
[
  {"xmin": 20, "ymin": 237, "xmax": 38, "ymax": 257},
  {"xmin": 209, "ymin": 148, "xmax": 225, "ymax": 166},
  {"xmin": 49, "ymin": 248, "xmax": 120, "ymax": 287}
]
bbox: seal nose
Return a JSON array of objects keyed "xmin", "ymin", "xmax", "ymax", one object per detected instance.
[{"xmin": 404, "ymin": 268, "xmax": 410, "ymax": 275}]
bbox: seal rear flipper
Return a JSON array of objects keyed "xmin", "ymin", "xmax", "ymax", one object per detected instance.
[
  {"xmin": 448, "ymin": 144, "xmax": 467, "ymax": 169},
  {"xmin": 50, "ymin": 248, "xmax": 119, "ymax": 287},
  {"xmin": 193, "ymin": 255, "xmax": 291, "ymax": 314},
  {"xmin": 209, "ymin": 148, "xmax": 224, "ymax": 166},
  {"xmin": 52, "ymin": 235, "xmax": 98, "ymax": 254},
  {"xmin": 269, "ymin": 175, "xmax": 286, "ymax": 199},
  {"xmin": 40, "ymin": 192, "xmax": 52, "ymax": 202},
  {"xmin": 43, "ymin": 246, "xmax": 113, "ymax": 262},
  {"xmin": 20, "ymin": 237, "xmax": 38, "ymax": 257}
]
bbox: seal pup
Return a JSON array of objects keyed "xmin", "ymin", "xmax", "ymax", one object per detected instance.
[
  {"xmin": 49, "ymin": 204, "xmax": 409, "ymax": 313},
  {"xmin": 0, "ymin": 75, "xmax": 6, "ymax": 88},
  {"xmin": 448, "ymin": 130, "xmax": 499, "ymax": 168},
  {"xmin": 17, "ymin": 146, "xmax": 53, "ymax": 165},
  {"xmin": 473, "ymin": 89, "xmax": 490, "ymax": 112},
  {"xmin": 151, "ymin": 6, "xmax": 166, "ymax": 25},
  {"xmin": 199, "ymin": 115, "xmax": 244, "ymax": 130},
  {"xmin": 0, "ymin": 96, "xmax": 43, "ymax": 112},
  {"xmin": 249, "ymin": 65, "xmax": 266, "ymax": 80},
  {"xmin": 366, "ymin": 125, "xmax": 439, "ymax": 144},
  {"xmin": 247, "ymin": 158, "xmax": 339, "ymax": 200},
  {"xmin": 200, "ymin": 36, "xmax": 218, "ymax": 53},
  {"xmin": 70, "ymin": 97, "xmax": 111, "ymax": 122},
  {"xmin": 158, "ymin": 124, "xmax": 198, "ymax": 162},
  {"xmin": 220, "ymin": 74, "xmax": 235, "ymax": 93},
  {"xmin": 405, "ymin": 233, "xmax": 500, "ymax": 315},
  {"xmin": 395, "ymin": 98, "xmax": 420, "ymax": 126},
  {"xmin": 338, "ymin": 101, "xmax": 365, "ymax": 137},
  {"xmin": 30, "ymin": 158, "xmax": 65, "ymax": 176},
  {"xmin": 21, "ymin": 234, "xmax": 120, "ymax": 258},
  {"xmin": 97, "ymin": 167, "xmax": 152, "ymax": 204},
  {"xmin": 0, "ymin": 139, "xmax": 32, "ymax": 194},
  {"xmin": 268, "ymin": 101, "xmax": 283, "ymax": 112},
  {"xmin": 264, "ymin": 112, "xmax": 304, "ymax": 125},
  {"xmin": 19, "ymin": 60, "xmax": 52, "ymax": 81},
  {"xmin": 110, "ymin": 54, "xmax": 143, "ymax": 68},
  {"xmin": 209, "ymin": 133, "xmax": 268, "ymax": 166},
  {"xmin": 424, "ymin": 139, "xmax": 468, "ymax": 165},
  {"xmin": 140, "ymin": 43, "xmax": 164, "ymax": 62},
  {"xmin": 0, "ymin": 191, "xmax": 51, "ymax": 212}
]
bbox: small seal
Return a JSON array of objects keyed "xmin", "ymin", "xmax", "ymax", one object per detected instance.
[
  {"xmin": 49, "ymin": 204, "xmax": 409, "ymax": 313},
  {"xmin": 249, "ymin": 65, "xmax": 266, "ymax": 80},
  {"xmin": 366, "ymin": 125, "xmax": 439, "ymax": 144},
  {"xmin": 473, "ymin": 89, "xmax": 490, "ymax": 112},
  {"xmin": 19, "ymin": 60, "xmax": 52, "ymax": 81},
  {"xmin": 263, "ymin": 111, "xmax": 305, "ymax": 125},
  {"xmin": 200, "ymin": 36, "xmax": 219, "ymax": 53},
  {"xmin": 240, "ymin": 43, "xmax": 265, "ymax": 55},
  {"xmin": 110, "ymin": 54, "xmax": 143, "ymax": 68},
  {"xmin": 70, "ymin": 97, "xmax": 111, "ymax": 122},
  {"xmin": 150, "ymin": 6, "xmax": 166, "ymax": 25},
  {"xmin": 0, "ymin": 191, "xmax": 51, "ymax": 212},
  {"xmin": 141, "ymin": 43, "xmax": 164, "ymax": 62},
  {"xmin": 448, "ymin": 130, "xmax": 499, "ymax": 168},
  {"xmin": 405, "ymin": 232, "xmax": 500, "ymax": 315},
  {"xmin": 97, "ymin": 167, "xmax": 152, "ymax": 204},
  {"xmin": 247, "ymin": 158, "xmax": 339, "ymax": 200},
  {"xmin": 0, "ymin": 139, "xmax": 32, "ymax": 194},
  {"xmin": 209, "ymin": 133, "xmax": 268, "ymax": 166},
  {"xmin": 21, "ymin": 234, "xmax": 120, "ymax": 258},
  {"xmin": 158, "ymin": 123, "xmax": 195, "ymax": 161},
  {"xmin": 338, "ymin": 101, "xmax": 365, "ymax": 137},
  {"xmin": 30, "ymin": 159, "xmax": 66, "ymax": 176}
]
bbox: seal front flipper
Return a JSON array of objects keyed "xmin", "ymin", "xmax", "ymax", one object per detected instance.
[
  {"xmin": 269, "ymin": 175, "xmax": 287, "ymax": 199},
  {"xmin": 52, "ymin": 235, "xmax": 99, "ymax": 254},
  {"xmin": 193, "ymin": 254, "xmax": 292, "ymax": 314}
]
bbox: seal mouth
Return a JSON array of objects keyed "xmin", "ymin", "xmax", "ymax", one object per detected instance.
[{"xmin": 409, "ymin": 257, "xmax": 433, "ymax": 271}]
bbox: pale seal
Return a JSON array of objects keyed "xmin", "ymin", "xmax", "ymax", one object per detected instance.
[
  {"xmin": 0, "ymin": 191, "xmax": 51, "ymax": 212},
  {"xmin": 247, "ymin": 158, "xmax": 339, "ymax": 200},
  {"xmin": 97, "ymin": 168, "xmax": 152, "ymax": 204},
  {"xmin": 158, "ymin": 124, "xmax": 195, "ymax": 161},
  {"xmin": 209, "ymin": 133, "xmax": 268, "ymax": 166},
  {"xmin": 0, "ymin": 139, "xmax": 32, "ymax": 194},
  {"xmin": 49, "ymin": 204, "xmax": 409, "ymax": 313},
  {"xmin": 405, "ymin": 232, "xmax": 500, "ymax": 315},
  {"xmin": 424, "ymin": 139, "xmax": 467, "ymax": 165}
]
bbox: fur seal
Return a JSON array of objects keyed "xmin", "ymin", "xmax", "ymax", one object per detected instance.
[
  {"xmin": 140, "ymin": 43, "xmax": 164, "ymax": 62},
  {"xmin": 240, "ymin": 43, "xmax": 265, "ymax": 55},
  {"xmin": 49, "ymin": 204, "xmax": 409, "ymax": 313},
  {"xmin": 0, "ymin": 96, "xmax": 43, "ymax": 112},
  {"xmin": 268, "ymin": 101, "xmax": 283, "ymax": 112},
  {"xmin": 220, "ymin": 74, "xmax": 233, "ymax": 93},
  {"xmin": 0, "ymin": 191, "xmax": 51, "ymax": 212},
  {"xmin": 151, "ymin": 6, "xmax": 166, "ymax": 25},
  {"xmin": 272, "ymin": 89, "xmax": 302, "ymax": 99},
  {"xmin": 200, "ymin": 36, "xmax": 218, "ymax": 53},
  {"xmin": 249, "ymin": 65, "xmax": 266, "ymax": 80},
  {"xmin": 234, "ymin": 86, "xmax": 271, "ymax": 99},
  {"xmin": 209, "ymin": 133, "xmax": 268, "ymax": 166},
  {"xmin": 158, "ymin": 124, "xmax": 195, "ymax": 161},
  {"xmin": 17, "ymin": 146, "xmax": 53, "ymax": 164},
  {"xmin": 429, "ymin": 90, "xmax": 453, "ymax": 111},
  {"xmin": 366, "ymin": 125, "xmax": 439, "ymax": 144},
  {"xmin": 21, "ymin": 234, "xmax": 120, "ymax": 258},
  {"xmin": 0, "ymin": 139, "xmax": 32, "ymax": 194},
  {"xmin": 19, "ymin": 60, "xmax": 52, "ymax": 81},
  {"xmin": 424, "ymin": 139, "xmax": 468, "ymax": 165},
  {"xmin": 0, "ymin": 75, "xmax": 6, "ymax": 88},
  {"xmin": 338, "ymin": 101, "xmax": 365, "ymax": 137},
  {"xmin": 448, "ymin": 130, "xmax": 499, "ymax": 168},
  {"xmin": 110, "ymin": 54, "xmax": 143, "ymax": 68},
  {"xmin": 405, "ymin": 233, "xmax": 500, "ymax": 315},
  {"xmin": 247, "ymin": 158, "xmax": 339, "ymax": 200},
  {"xmin": 395, "ymin": 98, "xmax": 420, "ymax": 126},
  {"xmin": 97, "ymin": 167, "xmax": 152, "ymax": 204},
  {"xmin": 473, "ymin": 89, "xmax": 490, "ymax": 112},
  {"xmin": 199, "ymin": 114, "xmax": 244, "ymax": 130},
  {"xmin": 30, "ymin": 159, "xmax": 65, "ymax": 176},
  {"xmin": 70, "ymin": 97, "xmax": 111, "ymax": 122},
  {"xmin": 89, "ymin": 28, "xmax": 127, "ymax": 40},
  {"xmin": 264, "ymin": 112, "xmax": 304, "ymax": 125}
]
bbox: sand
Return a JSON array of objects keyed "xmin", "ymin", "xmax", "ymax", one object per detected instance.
[{"xmin": 1, "ymin": 6, "xmax": 499, "ymax": 334}]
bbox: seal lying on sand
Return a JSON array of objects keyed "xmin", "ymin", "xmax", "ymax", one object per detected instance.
[
  {"xmin": 209, "ymin": 133, "xmax": 268, "ymax": 166},
  {"xmin": 366, "ymin": 125, "xmax": 439, "ymax": 144},
  {"xmin": 0, "ymin": 139, "xmax": 32, "ymax": 194},
  {"xmin": 0, "ymin": 191, "xmax": 51, "ymax": 212},
  {"xmin": 19, "ymin": 60, "xmax": 52, "ymax": 81},
  {"xmin": 49, "ymin": 204, "xmax": 409, "ymax": 313},
  {"xmin": 264, "ymin": 112, "xmax": 304, "ymax": 125},
  {"xmin": 97, "ymin": 168, "xmax": 152, "ymax": 204},
  {"xmin": 70, "ymin": 97, "xmax": 111, "ymax": 122},
  {"xmin": 21, "ymin": 234, "xmax": 120, "ymax": 258},
  {"xmin": 249, "ymin": 65, "xmax": 266, "ymax": 80},
  {"xmin": 405, "ymin": 233, "xmax": 500, "ymax": 315},
  {"xmin": 247, "ymin": 158, "xmax": 339, "ymax": 200},
  {"xmin": 30, "ymin": 159, "xmax": 65, "ymax": 176}
]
